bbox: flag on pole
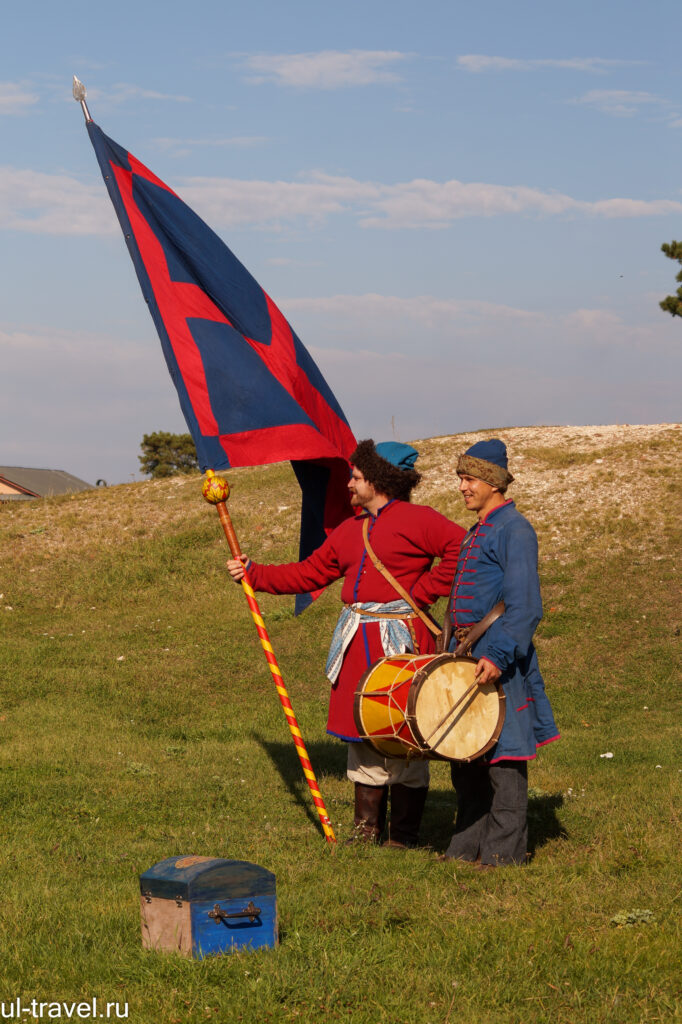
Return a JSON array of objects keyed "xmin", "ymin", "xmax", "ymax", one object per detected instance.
[{"xmin": 85, "ymin": 122, "xmax": 357, "ymax": 611}]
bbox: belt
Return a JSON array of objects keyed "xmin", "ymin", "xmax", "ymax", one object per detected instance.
[{"xmin": 344, "ymin": 603, "xmax": 419, "ymax": 620}]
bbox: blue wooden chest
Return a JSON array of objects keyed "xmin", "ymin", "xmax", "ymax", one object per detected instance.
[{"xmin": 139, "ymin": 856, "xmax": 278, "ymax": 958}]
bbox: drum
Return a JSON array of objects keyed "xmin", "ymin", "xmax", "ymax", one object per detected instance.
[{"xmin": 354, "ymin": 653, "xmax": 505, "ymax": 762}]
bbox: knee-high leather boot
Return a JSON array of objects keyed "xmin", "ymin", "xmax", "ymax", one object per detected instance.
[
  {"xmin": 346, "ymin": 783, "xmax": 388, "ymax": 844},
  {"xmin": 384, "ymin": 784, "xmax": 429, "ymax": 848}
]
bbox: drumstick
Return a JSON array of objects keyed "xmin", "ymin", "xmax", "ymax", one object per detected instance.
[{"xmin": 422, "ymin": 681, "xmax": 479, "ymax": 748}]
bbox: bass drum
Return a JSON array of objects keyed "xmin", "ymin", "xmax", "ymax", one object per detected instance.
[{"xmin": 354, "ymin": 652, "xmax": 505, "ymax": 762}]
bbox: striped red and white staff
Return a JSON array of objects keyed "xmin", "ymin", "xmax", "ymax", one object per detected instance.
[{"xmin": 202, "ymin": 469, "xmax": 336, "ymax": 845}]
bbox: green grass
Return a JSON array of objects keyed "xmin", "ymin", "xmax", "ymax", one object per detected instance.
[{"xmin": 0, "ymin": 427, "xmax": 680, "ymax": 1023}]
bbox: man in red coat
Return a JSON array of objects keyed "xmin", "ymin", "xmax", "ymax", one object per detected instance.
[{"xmin": 227, "ymin": 440, "xmax": 465, "ymax": 847}]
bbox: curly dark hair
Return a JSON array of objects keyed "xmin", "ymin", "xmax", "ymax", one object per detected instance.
[{"xmin": 350, "ymin": 439, "xmax": 421, "ymax": 502}]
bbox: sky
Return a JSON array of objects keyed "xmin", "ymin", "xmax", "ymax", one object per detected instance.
[{"xmin": 1, "ymin": 0, "xmax": 681, "ymax": 485}]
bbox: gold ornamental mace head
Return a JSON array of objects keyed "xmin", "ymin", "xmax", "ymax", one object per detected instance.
[{"xmin": 202, "ymin": 469, "xmax": 230, "ymax": 505}]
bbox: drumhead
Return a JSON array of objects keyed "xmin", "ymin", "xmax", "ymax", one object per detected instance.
[{"xmin": 407, "ymin": 654, "xmax": 505, "ymax": 762}]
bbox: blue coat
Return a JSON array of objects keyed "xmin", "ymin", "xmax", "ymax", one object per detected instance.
[{"xmin": 447, "ymin": 501, "xmax": 559, "ymax": 762}]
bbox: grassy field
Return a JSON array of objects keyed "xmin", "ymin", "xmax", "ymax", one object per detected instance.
[{"xmin": 0, "ymin": 424, "xmax": 680, "ymax": 1024}]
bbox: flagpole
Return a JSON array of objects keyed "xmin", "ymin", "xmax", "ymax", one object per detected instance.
[{"xmin": 202, "ymin": 470, "xmax": 337, "ymax": 844}]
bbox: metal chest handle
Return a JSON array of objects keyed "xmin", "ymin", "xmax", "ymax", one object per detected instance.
[{"xmin": 208, "ymin": 900, "xmax": 261, "ymax": 924}]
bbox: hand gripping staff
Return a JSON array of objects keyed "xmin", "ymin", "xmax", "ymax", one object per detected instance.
[{"xmin": 202, "ymin": 470, "xmax": 337, "ymax": 844}]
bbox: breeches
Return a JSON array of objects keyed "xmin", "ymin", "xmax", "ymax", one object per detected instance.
[{"xmin": 346, "ymin": 740, "xmax": 430, "ymax": 787}]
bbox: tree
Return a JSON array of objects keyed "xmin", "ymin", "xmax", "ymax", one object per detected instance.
[
  {"xmin": 660, "ymin": 240, "xmax": 682, "ymax": 318},
  {"xmin": 139, "ymin": 431, "xmax": 199, "ymax": 478}
]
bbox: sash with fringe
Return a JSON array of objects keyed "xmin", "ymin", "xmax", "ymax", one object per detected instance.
[{"xmin": 325, "ymin": 600, "xmax": 414, "ymax": 683}]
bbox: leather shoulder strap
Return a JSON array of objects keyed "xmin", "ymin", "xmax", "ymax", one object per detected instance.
[
  {"xmin": 362, "ymin": 517, "xmax": 442, "ymax": 637},
  {"xmin": 453, "ymin": 601, "xmax": 505, "ymax": 656}
]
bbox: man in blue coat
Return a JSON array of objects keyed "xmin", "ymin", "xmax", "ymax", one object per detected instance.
[{"xmin": 442, "ymin": 439, "xmax": 559, "ymax": 867}]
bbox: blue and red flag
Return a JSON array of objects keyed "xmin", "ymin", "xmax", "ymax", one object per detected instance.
[{"xmin": 85, "ymin": 121, "xmax": 357, "ymax": 611}]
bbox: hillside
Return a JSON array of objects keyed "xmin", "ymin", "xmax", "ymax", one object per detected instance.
[
  {"xmin": 0, "ymin": 423, "xmax": 680, "ymax": 1024},
  {"xmin": 4, "ymin": 421, "xmax": 678, "ymax": 561}
]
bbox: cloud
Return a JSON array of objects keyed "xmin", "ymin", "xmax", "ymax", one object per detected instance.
[
  {"xmin": 240, "ymin": 50, "xmax": 409, "ymax": 89},
  {"xmin": 181, "ymin": 173, "xmax": 682, "ymax": 230},
  {"xmin": 359, "ymin": 178, "xmax": 682, "ymax": 227},
  {"xmin": 295, "ymin": 298, "xmax": 680, "ymax": 441},
  {"xmin": 2, "ymin": 298, "xmax": 679, "ymax": 484},
  {"xmin": 281, "ymin": 293, "xmax": 656, "ymax": 345},
  {"xmin": 70, "ymin": 60, "xmax": 116, "ymax": 73},
  {"xmin": 153, "ymin": 136, "xmax": 268, "ymax": 154},
  {"xmin": 358, "ymin": 178, "xmax": 581, "ymax": 227},
  {"xmin": 87, "ymin": 82, "xmax": 190, "ymax": 105},
  {"xmin": 283, "ymin": 293, "xmax": 543, "ymax": 338},
  {"xmin": 0, "ymin": 82, "xmax": 39, "ymax": 114},
  {"xmin": 0, "ymin": 323, "xmax": 184, "ymax": 483},
  {"xmin": 457, "ymin": 55, "xmax": 642, "ymax": 74},
  {"xmin": 561, "ymin": 307, "xmax": 655, "ymax": 346},
  {"xmin": 266, "ymin": 257, "xmax": 320, "ymax": 268},
  {"xmin": 0, "ymin": 168, "xmax": 116, "ymax": 235},
  {"xmin": 2, "ymin": 165, "xmax": 682, "ymax": 237},
  {"xmin": 582, "ymin": 197, "xmax": 682, "ymax": 217},
  {"xmin": 180, "ymin": 172, "xmax": 377, "ymax": 227},
  {"xmin": 571, "ymin": 89, "xmax": 671, "ymax": 117}
]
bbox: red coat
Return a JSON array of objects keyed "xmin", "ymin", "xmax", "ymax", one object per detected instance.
[{"xmin": 248, "ymin": 500, "xmax": 465, "ymax": 739}]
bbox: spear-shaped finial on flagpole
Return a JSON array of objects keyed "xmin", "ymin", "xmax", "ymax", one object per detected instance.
[{"xmin": 72, "ymin": 76, "xmax": 92, "ymax": 123}]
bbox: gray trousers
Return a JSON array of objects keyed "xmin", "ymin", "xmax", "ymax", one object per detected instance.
[{"xmin": 445, "ymin": 760, "xmax": 528, "ymax": 866}]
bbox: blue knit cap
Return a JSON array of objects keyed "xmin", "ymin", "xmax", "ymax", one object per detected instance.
[
  {"xmin": 457, "ymin": 438, "xmax": 514, "ymax": 490},
  {"xmin": 375, "ymin": 441, "xmax": 419, "ymax": 471}
]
